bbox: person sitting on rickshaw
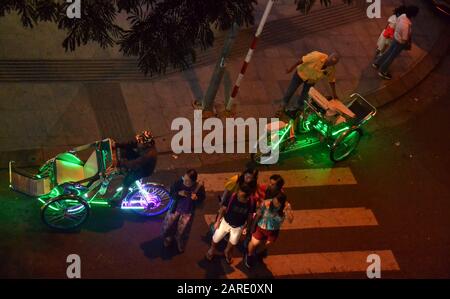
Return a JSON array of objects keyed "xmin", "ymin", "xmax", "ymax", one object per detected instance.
[{"xmin": 108, "ymin": 130, "xmax": 158, "ymax": 207}]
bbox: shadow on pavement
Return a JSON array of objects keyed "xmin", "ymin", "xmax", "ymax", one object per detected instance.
[
  {"xmin": 82, "ymin": 207, "xmax": 125, "ymax": 233},
  {"xmin": 183, "ymin": 68, "xmax": 204, "ymax": 101},
  {"xmin": 140, "ymin": 237, "xmax": 180, "ymax": 261},
  {"xmin": 140, "ymin": 211, "xmax": 197, "ymax": 261},
  {"xmin": 197, "ymin": 235, "xmax": 275, "ymax": 278},
  {"xmin": 354, "ymin": 62, "xmax": 382, "ymax": 95}
]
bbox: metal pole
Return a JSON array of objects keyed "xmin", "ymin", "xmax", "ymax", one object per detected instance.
[{"xmin": 225, "ymin": 0, "xmax": 276, "ymax": 112}]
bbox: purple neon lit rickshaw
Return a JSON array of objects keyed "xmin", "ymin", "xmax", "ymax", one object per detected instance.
[{"xmin": 8, "ymin": 138, "xmax": 173, "ymax": 231}]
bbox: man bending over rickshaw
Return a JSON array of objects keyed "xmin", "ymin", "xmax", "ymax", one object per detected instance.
[{"xmin": 108, "ymin": 130, "xmax": 158, "ymax": 207}]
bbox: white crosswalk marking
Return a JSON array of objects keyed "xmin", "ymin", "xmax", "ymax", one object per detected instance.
[
  {"xmin": 200, "ymin": 166, "xmax": 400, "ymax": 278},
  {"xmin": 204, "ymin": 207, "xmax": 378, "ymax": 229},
  {"xmin": 221, "ymin": 250, "xmax": 400, "ymax": 278},
  {"xmin": 198, "ymin": 167, "xmax": 357, "ymax": 192}
]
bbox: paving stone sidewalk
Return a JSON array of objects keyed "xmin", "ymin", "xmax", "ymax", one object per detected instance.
[{"xmin": 0, "ymin": 0, "xmax": 447, "ymax": 170}]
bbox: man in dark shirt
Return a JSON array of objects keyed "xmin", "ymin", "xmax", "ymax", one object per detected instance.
[
  {"xmin": 161, "ymin": 169, "xmax": 205, "ymax": 252},
  {"xmin": 206, "ymin": 183, "xmax": 256, "ymax": 264},
  {"xmin": 109, "ymin": 131, "xmax": 157, "ymax": 207}
]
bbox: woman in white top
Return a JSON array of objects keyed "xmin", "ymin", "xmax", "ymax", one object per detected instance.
[{"xmin": 375, "ymin": 5, "xmax": 407, "ymax": 57}]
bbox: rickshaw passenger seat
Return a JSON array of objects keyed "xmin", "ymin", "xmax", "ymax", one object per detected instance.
[
  {"xmin": 55, "ymin": 159, "xmax": 84, "ymax": 185},
  {"xmin": 308, "ymin": 87, "xmax": 330, "ymax": 111},
  {"xmin": 55, "ymin": 151, "xmax": 99, "ymax": 185},
  {"xmin": 83, "ymin": 151, "xmax": 99, "ymax": 179},
  {"xmin": 348, "ymin": 98, "xmax": 372, "ymax": 124}
]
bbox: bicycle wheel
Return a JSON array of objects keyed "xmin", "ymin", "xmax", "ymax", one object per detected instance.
[
  {"xmin": 330, "ymin": 128, "xmax": 362, "ymax": 162},
  {"xmin": 123, "ymin": 183, "xmax": 173, "ymax": 217},
  {"xmin": 41, "ymin": 195, "xmax": 90, "ymax": 231}
]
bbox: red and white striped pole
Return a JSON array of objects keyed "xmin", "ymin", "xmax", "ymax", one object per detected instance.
[{"xmin": 225, "ymin": 0, "xmax": 276, "ymax": 112}]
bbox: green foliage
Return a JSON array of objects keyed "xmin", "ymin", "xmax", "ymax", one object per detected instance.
[
  {"xmin": 0, "ymin": 0, "xmax": 61, "ymax": 27},
  {"xmin": 119, "ymin": 0, "xmax": 256, "ymax": 75},
  {"xmin": 57, "ymin": 0, "xmax": 124, "ymax": 51},
  {"xmin": 0, "ymin": 0, "xmax": 352, "ymax": 75}
]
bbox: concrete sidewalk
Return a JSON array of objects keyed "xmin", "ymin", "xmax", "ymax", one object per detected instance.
[{"xmin": 0, "ymin": 0, "xmax": 448, "ymax": 170}]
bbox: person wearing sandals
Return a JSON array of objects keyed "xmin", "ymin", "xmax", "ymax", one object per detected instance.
[
  {"xmin": 244, "ymin": 192, "xmax": 294, "ymax": 269},
  {"xmin": 206, "ymin": 183, "xmax": 256, "ymax": 264}
]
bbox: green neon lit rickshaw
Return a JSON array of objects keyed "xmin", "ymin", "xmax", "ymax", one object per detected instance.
[
  {"xmin": 9, "ymin": 138, "xmax": 173, "ymax": 231},
  {"xmin": 251, "ymin": 88, "xmax": 377, "ymax": 164}
]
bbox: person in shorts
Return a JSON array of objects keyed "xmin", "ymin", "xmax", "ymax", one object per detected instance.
[
  {"xmin": 244, "ymin": 192, "xmax": 294, "ymax": 268},
  {"xmin": 206, "ymin": 183, "xmax": 256, "ymax": 264}
]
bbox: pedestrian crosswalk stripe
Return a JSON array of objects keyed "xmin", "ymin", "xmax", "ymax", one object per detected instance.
[
  {"xmin": 222, "ymin": 250, "xmax": 400, "ymax": 278},
  {"xmin": 198, "ymin": 167, "xmax": 357, "ymax": 192},
  {"xmin": 204, "ymin": 207, "xmax": 378, "ymax": 230}
]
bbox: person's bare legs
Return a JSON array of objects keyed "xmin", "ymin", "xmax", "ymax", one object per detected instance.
[
  {"xmin": 247, "ymin": 236, "xmax": 261, "ymax": 256},
  {"xmin": 206, "ymin": 241, "xmax": 221, "ymax": 260},
  {"xmin": 224, "ymin": 242, "xmax": 235, "ymax": 264},
  {"xmin": 256, "ymin": 240, "xmax": 272, "ymax": 255},
  {"xmin": 245, "ymin": 236, "xmax": 262, "ymax": 268}
]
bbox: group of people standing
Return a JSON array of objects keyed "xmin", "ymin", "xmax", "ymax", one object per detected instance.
[
  {"xmin": 207, "ymin": 167, "xmax": 294, "ymax": 269},
  {"xmin": 160, "ymin": 167, "xmax": 293, "ymax": 269}
]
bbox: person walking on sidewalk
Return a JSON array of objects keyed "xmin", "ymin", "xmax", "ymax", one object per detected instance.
[
  {"xmin": 161, "ymin": 169, "xmax": 205, "ymax": 253},
  {"xmin": 206, "ymin": 183, "xmax": 257, "ymax": 264},
  {"xmin": 373, "ymin": 5, "xmax": 420, "ymax": 80},
  {"xmin": 244, "ymin": 192, "xmax": 294, "ymax": 269},
  {"xmin": 374, "ymin": 5, "xmax": 407, "ymax": 57},
  {"xmin": 278, "ymin": 51, "xmax": 340, "ymax": 115}
]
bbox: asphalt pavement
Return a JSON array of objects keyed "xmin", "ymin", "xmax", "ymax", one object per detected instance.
[{"xmin": 0, "ymin": 53, "xmax": 449, "ymax": 279}]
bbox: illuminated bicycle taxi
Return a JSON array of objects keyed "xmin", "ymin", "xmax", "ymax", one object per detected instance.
[
  {"xmin": 9, "ymin": 138, "xmax": 172, "ymax": 231},
  {"xmin": 252, "ymin": 87, "xmax": 377, "ymax": 164}
]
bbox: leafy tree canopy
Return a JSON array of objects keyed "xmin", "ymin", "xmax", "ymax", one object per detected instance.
[{"xmin": 0, "ymin": 0, "xmax": 352, "ymax": 75}]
